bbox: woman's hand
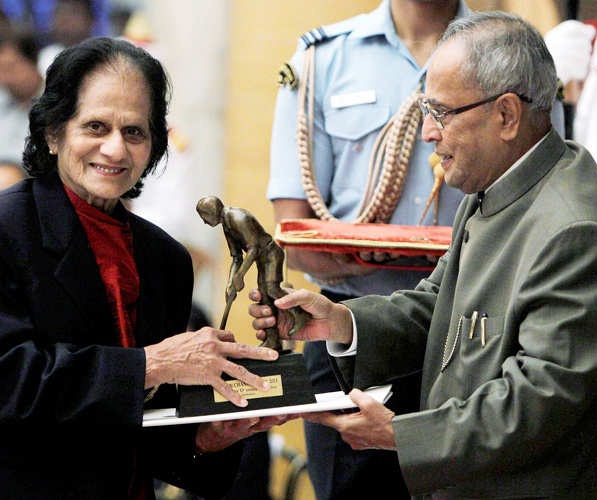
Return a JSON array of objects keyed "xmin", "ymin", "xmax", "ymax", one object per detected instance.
[
  {"xmin": 144, "ymin": 328, "xmax": 279, "ymax": 407},
  {"xmin": 194, "ymin": 414, "xmax": 294, "ymax": 454}
]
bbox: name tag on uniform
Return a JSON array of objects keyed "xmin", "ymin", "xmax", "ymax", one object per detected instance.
[{"xmin": 330, "ymin": 90, "xmax": 376, "ymax": 109}]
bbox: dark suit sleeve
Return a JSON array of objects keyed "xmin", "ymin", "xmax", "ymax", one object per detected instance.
[
  {"xmin": 344, "ymin": 251, "xmax": 445, "ymax": 390},
  {"xmin": 142, "ymin": 424, "xmax": 243, "ymax": 499},
  {"xmin": 0, "ymin": 248, "xmax": 146, "ymax": 426},
  {"xmin": 0, "ymin": 184, "xmax": 151, "ymax": 427}
]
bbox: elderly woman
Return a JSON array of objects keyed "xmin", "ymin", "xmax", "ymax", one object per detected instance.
[{"xmin": 0, "ymin": 37, "xmax": 281, "ymax": 499}]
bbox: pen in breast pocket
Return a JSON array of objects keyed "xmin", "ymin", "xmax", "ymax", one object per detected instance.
[
  {"xmin": 480, "ymin": 313, "xmax": 488, "ymax": 346},
  {"xmin": 469, "ymin": 310, "xmax": 478, "ymax": 339}
]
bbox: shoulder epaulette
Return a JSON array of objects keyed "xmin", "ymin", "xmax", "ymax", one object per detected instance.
[
  {"xmin": 279, "ymin": 15, "xmax": 361, "ymax": 89},
  {"xmin": 300, "ymin": 27, "xmax": 328, "ymax": 48},
  {"xmin": 299, "ymin": 15, "xmax": 361, "ymax": 49}
]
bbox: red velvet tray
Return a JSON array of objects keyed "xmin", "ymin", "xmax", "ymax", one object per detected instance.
[{"xmin": 275, "ymin": 219, "xmax": 452, "ymax": 271}]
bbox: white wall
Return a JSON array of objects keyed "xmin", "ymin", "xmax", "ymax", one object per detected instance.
[{"xmin": 134, "ymin": 0, "xmax": 231, "ymax": 315}]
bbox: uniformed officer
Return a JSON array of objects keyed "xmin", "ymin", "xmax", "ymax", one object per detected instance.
[{"xmin": 269, "ymin": 1, "xmax": 470, "ymax": 498}]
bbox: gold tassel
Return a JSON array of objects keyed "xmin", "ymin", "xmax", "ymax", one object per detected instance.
[{"xmin": 418, "ymin": 152, "xmax": 445, "ymax": 225}]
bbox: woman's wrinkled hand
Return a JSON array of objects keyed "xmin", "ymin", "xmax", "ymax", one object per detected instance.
[
  {"xmin": 144, "ymin": 327, "xmax": 279, "ymax": 407},
  {"xmin": 194, "ymin": 414, "xmax": 296, "ymax": 454}
]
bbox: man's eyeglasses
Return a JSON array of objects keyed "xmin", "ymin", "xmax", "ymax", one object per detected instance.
[{"xmin": 418, "ymin": 92, "xmax": 532, "ymax": 129}]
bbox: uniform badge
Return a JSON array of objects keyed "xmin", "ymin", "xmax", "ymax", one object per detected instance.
[{"xmin": 277, "ymin": 62, "xmax": 298, "ymax": 89}]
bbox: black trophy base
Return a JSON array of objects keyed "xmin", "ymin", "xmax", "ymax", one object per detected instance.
[{"xmin": 177, "ymin": 351, "xmax": 316, "ymax": 417}]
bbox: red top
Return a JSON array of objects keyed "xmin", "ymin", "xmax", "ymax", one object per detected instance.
[
  {"xmin": 64, "ymin": 186, "xmax": 139, "ymax": 348},
  {"xmin": 64, "ymin": 186, "xmax": 152, "ymax": 498}
]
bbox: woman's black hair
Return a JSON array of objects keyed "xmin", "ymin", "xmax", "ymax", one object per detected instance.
[{"xmin": 23, "ymin": 36, "xmax": 171, "ymax": 198}]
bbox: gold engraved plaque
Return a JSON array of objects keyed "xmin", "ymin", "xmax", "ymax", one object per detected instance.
[
  {"xmin": 213, "ymin": 375, "xmax": 284, "ymax": 403},
  {"xmin": 177, "ymin": 352, "xmax": 315, "ymax": 416}
]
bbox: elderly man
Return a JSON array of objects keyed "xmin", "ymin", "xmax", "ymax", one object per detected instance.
[{"xmin": 250, "ymin": 11, "xmax": 597, "ymax": 498}]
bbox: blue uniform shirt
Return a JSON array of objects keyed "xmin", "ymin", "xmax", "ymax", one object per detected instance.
[{"xmin": 269, "ymin": 0, "xmax": 470, "ymax": 296}]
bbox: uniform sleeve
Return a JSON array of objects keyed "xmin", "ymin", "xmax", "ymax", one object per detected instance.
[{"xmin": 268, "ymin": 47, "xmax": 335, "ymax": 202}]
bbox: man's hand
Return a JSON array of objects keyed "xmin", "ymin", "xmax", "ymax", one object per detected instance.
[
  {"xmin": 194, "ymin": 415, "xmax": 294, "ymax": 454},
  {"xmin": 303, "ymin": 389, "xmax": 397, "ymax": 450},
  {"xmin": 248, "ymin": 288, "xmax": 353, "ymax": 344},
  {"xmin": 144, "ymin": 328, "xmax": 279, "ymax": 407}
]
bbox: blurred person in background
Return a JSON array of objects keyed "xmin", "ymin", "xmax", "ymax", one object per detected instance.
[
  {"xmin": 37, "ymin": 0, "xmax": 100, "ymax": 74},
  {"xmin": 0, "ymin": 0, "xmax": 109, "ymax": 43},
  {"xmin": 0, "ymin": 22, "xmax": 42, "ymax": 188},
  {"xmin": 545, "ymin": 17, "xmax": 597, "ymax": 158}
]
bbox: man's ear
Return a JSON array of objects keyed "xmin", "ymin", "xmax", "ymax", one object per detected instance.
[{"xmin": 496, "ymin": 93, "xmax": 522, "ymax": 141}]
